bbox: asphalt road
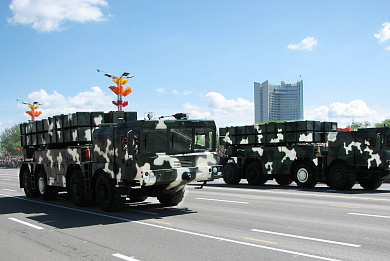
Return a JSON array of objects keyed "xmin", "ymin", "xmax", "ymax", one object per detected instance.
[{"xmin": 1, "ymin": 168, "xmax": 390, "ymax": 261}]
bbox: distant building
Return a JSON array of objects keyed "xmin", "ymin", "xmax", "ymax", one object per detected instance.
[{"xmin": 254, "ymin": 80, "xmax": 303, "ymax": 123}]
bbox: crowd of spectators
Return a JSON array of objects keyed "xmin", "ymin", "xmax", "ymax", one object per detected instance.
[{"xmin": 0, "ymin": 155, "xmax": 23, "ymax": 168}]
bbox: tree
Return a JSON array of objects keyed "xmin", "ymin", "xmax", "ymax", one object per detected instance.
[
  {"xmin": 375, "ymin": 119, "xmax": 390, "ymax": 127},
  {"xmin": 0, "ymin": 124, "xmax": 22, "ymax": 156},
  {"xmin": 347, "ymin": 121, "xmax": 370, "ymax": 130}
]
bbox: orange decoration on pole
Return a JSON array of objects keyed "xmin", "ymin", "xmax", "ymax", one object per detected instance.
[
  {"xmin": 98, "ymin": 70, "xmax": 134, "ymax": 112},
  {"xmin": 18, "ymin": 100, "xmax": 43, "ymax": 122}
]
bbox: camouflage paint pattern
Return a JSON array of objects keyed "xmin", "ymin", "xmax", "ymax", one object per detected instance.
[
  {"xmin": 20, "ymin": 112, "xmax": 221, "ymax": 197},
  {"xmin": 220, "ymin": 121, "xmax": 390, "ymax": 183}
]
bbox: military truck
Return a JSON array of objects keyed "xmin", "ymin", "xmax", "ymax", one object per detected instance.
[
  {"xmin": 19, "ymin": 111, "xmax": 221, "ymax": 211},
  {"xmin": 219, "ymin": 121, "xmax": 390, "ymax": 190}
]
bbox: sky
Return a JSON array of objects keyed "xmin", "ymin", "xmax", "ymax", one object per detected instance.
[{"xmin": 1, "ymin": 0, "xmax": 390, "ymax": 135}]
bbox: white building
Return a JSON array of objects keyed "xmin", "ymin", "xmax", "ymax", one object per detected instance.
[{"xmin": 254, "ymin": 80, "xmax": 303, "ymax": 123}]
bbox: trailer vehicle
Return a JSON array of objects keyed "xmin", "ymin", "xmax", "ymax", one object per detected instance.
[
  {"xmin": 19, "ymin": 111, "xmax": 221, "ymax": 211},
  {"xmin": 219, "ymin": 121, "xmax": 390, "ymax": 190}
]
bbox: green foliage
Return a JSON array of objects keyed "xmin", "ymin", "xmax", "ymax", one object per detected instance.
[
  {"xmin": 0, "ymin": 124, "xmax": 22, "ymax": 156},
  {"xmin": 375, "ymin": 119, "xmax": 390, "ymax": 127},
  {"xmin": 347, "ymin": 121, "xmax": 370, "ymax": 130},
  {"xmin": 256, "ymin": 119, "xmax": 286, "ymax": 125}
]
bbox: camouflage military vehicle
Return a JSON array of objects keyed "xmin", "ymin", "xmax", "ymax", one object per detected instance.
[
  {"xmin": 219, "ymin": 121, "xmax": 390, "ymax": 190},
  {"xmin": 19, "ymin": 111, "xmax": 221, "ymax": 211}
]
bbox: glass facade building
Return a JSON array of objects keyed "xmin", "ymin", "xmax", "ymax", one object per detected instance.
[{"xmin": 254, "ymin": 80, "xmax": 303, "ymax": 123}]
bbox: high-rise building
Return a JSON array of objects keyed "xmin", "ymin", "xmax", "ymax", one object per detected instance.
[{"xmin": 254, "ymin": 80, "xmax": 303, "ymax": 123}]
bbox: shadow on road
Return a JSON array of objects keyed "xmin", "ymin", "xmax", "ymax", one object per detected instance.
[{"xmin": 0, "ymin": 193, "xmax": 197, "ymax": 229}]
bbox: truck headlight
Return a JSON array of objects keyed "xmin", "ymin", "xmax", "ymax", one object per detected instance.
[{"xmin": 212, "ymin": 167, "xmax": 218, "ymax": 174}]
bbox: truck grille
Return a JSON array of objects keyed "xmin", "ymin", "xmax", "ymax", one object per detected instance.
[{"xmin": 173, "ymin": 159, "xmax": 194, "ymax": 168}]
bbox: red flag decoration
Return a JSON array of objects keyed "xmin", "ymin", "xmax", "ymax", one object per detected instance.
[
  {"xmin": 5, "ymin": 151, "xmax": 11, "ymax": 155},
  {"xmin": 14, "ymin": 147, "xmax": 21, "ymax": 150}
]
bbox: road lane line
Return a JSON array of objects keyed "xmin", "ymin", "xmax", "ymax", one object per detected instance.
[
  {"xmin": 330, "ymin": 205, "xmax": 359, "ymax": 209},
  {"xmin": 251, "ymin": 229, "xmax": 360, "ymax": 248},
  {"xmin": 349, "ymin": 213, "xmax": 390, "ymax": 219},
  {"xmin": 112, "ymin": 253, "xmax": 140, "ymax": 261},
  {"xmin": 196, "ymin": 197, "xmax": 249, "ymax": 204},
  {"xmin": 3, "ymin": 189, "xmax": 16, "ymax": 192},
  {"xmin": 245, "ymin": 237, "xmax": 278, "ymax": 245},
  {"xmin": 202, "ymin": 186, "xmax": 390, "ymax": 202},
  {"xmin": 151, "ymin": 220, "xmax": 171, "ymax": 225},
  {"xmin": 3, "ymin": 194, "xmax": 342, "ymax": 261},
  {"xmin": 8, "ymin": 217, "xmax": 44, "ymax": 230}
]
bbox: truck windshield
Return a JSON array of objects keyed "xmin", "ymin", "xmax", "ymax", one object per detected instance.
[
  {"xmin": 169, "ymin": 127, "xmax": 214, "ymax": 154},
  {"xmin": 141, "ymin": 129, "xmax": 167, "ymax": 154}
]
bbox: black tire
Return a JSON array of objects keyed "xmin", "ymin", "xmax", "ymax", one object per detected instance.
[
  {"xmin": 222, "ymin": 163, "xmax": 240, "ymax": 184},
  {"xmin": 37, "ymin": 170, "xmax": 58, "ymax": 200},
  {"xmin": 327, "ymin": 163, "xmax": 356, "ymax": 190},
  {"xmin": 70, "ymin": 169, "xmax": 89, "ymax": 206},
  {"xmin": 128, "ymin": 191, "xmax": 148, "ymax": 203},
  {"xmin": 246, "ymin": 162, "xmax": 267, "ymax": 185},
  {"xmin": 96, "ymin": 175, "xmax": 125, "ymax": 212},
  {"xmin": 22, "ymin": 168, "xmax": 38, "ymax": 198},
  {"xmin": 294, "ymin": 162, "xmax": 318, "ymax": 188},
  {"xmin": 275, "ymin": 175, "xmax": 293, "ymax": 186},
  {"xmin": 359, "ymin": 179, "xmax": 383, "ymax": 190},
  {"xmin": 157, "ymin": 189, "xmax": 185, "ymax": 207}
]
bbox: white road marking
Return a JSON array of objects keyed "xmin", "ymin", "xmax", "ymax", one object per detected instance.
[
  {"xmin": 349, "ymin": 213, "xmax": 390, "ymax": 219},
  {"xmin": 203, "ymin": 186, "xmax": 390, "ymax": 202},
  {"xmin": 251, "ymin": 229, "xmax": 360, "ymax": 248},
  {"xmin": 113, "ymin": 253, "xmax": 140, "ymax": 261},
  {"xmin": 196, "ymin": 197, "xmax": 249, "ymax": 204},
  {"xmin": 2, "ymin": 194, "xmax": 342, "ymax": 261},
  {"xmin": 3, "ymin": 189, "xmax": 16, "ymax": 192},
  {"xmin": 8, "ymin": 217, "xmax": 44, "ymax": 230}
]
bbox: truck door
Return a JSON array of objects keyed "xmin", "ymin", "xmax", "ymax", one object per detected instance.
[{"xmin": 118, "ymin": 131, "xmax": 138, "ymax": 181}]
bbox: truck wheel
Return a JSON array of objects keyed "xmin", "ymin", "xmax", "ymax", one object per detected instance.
[
  {"xmin": 22, "ymin": 168, "xmax": 38, "ymax": 198},
  {"xmin": 246, "ymin": 162, "xmax": 267, "ymax": 185},
  {"xmin": 70, "ymin": 169, "xmax": 89, "ymax": 206},
  {"xmin": 294, "ymin": 162, "xmax": 317, "ymax": 188},
  {"xmin": 37, "ymin": 170, "xmax": 58, "ymax": 200},
  {"xmin": 327, "ymin": 163, "xmax": 356, "ymax": 190},
  {"xmin": 359, "ymin": 179, "xmax": 383, "ymax": 190},
  {"xmin": 275, "ymin": 175, "xmax": 292, "ymax": 186},
  {"xmin": 157, "ymin": 189, "xmax": 185, "ymax": 207},
  {"xmin": 222, "ymin": 164, "xmax": 240, "ymax": 184},
  {"xmin": 129, "ymin": 191, "xmax": 148, "ymax": 203},
  {"xmin": 96, "ymin": 175, "xmax": 125, "ymax": 212}
]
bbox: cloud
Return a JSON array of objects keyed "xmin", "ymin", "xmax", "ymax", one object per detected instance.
[
  {"xmin": 7, "ymin": 0, "xmax": 108, "ymax": 32},
  {"xmin": 374, "ymin": 22, "xmax": 390, "ymax": 44},
  {"xmin": 157, "ymin": 88, "xmax": 166, "ymax": 94},
  {"xmin": 288, "ymin": 37, "xmax": 318, "ymax": 51},
  {"xmin": 22, "ymin": 87, "xmax": 115, "ymax": 119},
  {"xmin": 305, "ymin": 100, "xmax": 382, "ymax": 127},
  {"xmin": 185, "ymin": 92, "xmax": 254, "ymax": 128},
  {"xmin": 172, "ymin": 89, "xmax": 192, "ymax": 95},
  {"xmin": 183, "ymin": 103, "xmax": 198, "ymax": 110}
]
